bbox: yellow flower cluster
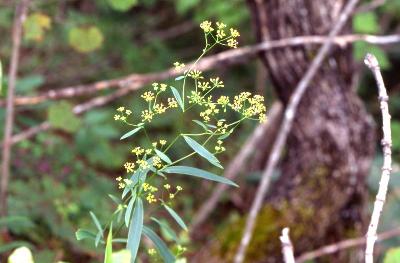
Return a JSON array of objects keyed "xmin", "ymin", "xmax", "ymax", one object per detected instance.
[
  {"xmin": 215, "ymin": 140, "xmax": 226, "ymax": 153},
  {"xmin": 163, "ymin": 183, "xmax": 183, "ymax": 200},
  {"xmin": 124, "ymin": 162, "xmax": 135, "ymax": 173},
  {"xmin": 200, "ymin": 21, "xmax": 240, "ymax": 48},
  {"xmin": 173, "ymin": 62, "xmax": 185, "ymax": 71},
  {"xmin": 143, "ymin": 183, "xmax": 158, "ymax": 204},
  {"xmin": 114, "ymin": 106, "xmax": 133, "ymax": 122},
  {"xmin": 230, "ymin": 92, "xmax": 267, "ymax": 122},
  {"xmin": 115, "ymin": 176, "xmax": 133, "ymax": 189}
]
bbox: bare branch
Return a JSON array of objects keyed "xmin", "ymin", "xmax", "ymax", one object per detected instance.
[
  {"xmin": 364, "ymin": 53, "xmax": 392, "ymax": 263},
  {"xmin": 0, "ymin": 0, "xmax": 30, "ymax": 217},
  {"xmin": 1, "ymin": 34, "xmax": 399, "ymax": 107},
  {"xmin": 280, "ymin": 228, "xmax": 295, "ymax": 263},
  {"xmin": 297, "ymin": 227, "xmax": 400, "ymax": 263},
  {"xmin": 233, "ymin": 0, "xmax": 361, "ymax": 262},
  {"xmin": 356, "ymin": 0, "xmax": 385, "ymax": 13}
]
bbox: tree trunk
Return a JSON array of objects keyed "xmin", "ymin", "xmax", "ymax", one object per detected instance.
[{"xmin": 239, "ymin": 0, "xmax": 375, "ymax": 261}]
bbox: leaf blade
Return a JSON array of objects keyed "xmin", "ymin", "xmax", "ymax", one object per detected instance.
[
  {"xmin": 104, "ymin": 223, "xmax": 113, "ymax": 263},
  {"xmin": 154, "ymin": 149, "xmax": 172, "ymax": 164},
  {"xmin": 183, "ymin": 136, "xmax": 222, "ymax": 168},
  {"xmin": 127, "ymin": 198, "xmax": 143, "ymax": 262},
  {"xmin": 120, "ymin": 127, "xmax": 142, "ymax": 140},
  {"xmin": 163, "ymin": 204, "xmax": 188, "ymax": 231},
  {"xmin": 163, "ymin": 166, "xmax": 238, "ymax": 187},
  {"xmin": 170, "ymin": 86, "xmax": 184, "ymax": 110},
  {"xmin": 142, "ymin": 226, "xmax": 175, "ymax": 263}
]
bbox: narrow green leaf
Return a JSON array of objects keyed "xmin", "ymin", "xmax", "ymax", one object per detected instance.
[
  {"xmin": 104, "ymin": 223, "xmax": 113, "ymax": 263},
  {"xmin": 175, "ymin": 75, "xmax": 184, "ymax": 81},
  {"xmin": 163, "ymin": 204, "xmax": 188, "ymax": 231},
  {"xmin": 151, "ymin": 217, "xmax": 179, "ymax": 243},
  {"xmin": 108, "ymin": 194, "xmax": 121, "ymax": 205},
  {"xmin": 127, "ymin": 198, "xmax": 143, "ymax": 262},
  {"xmin": 125, "ymin": 194, "xmax": 136, "ymax": 227},
  {"xmin": 164, "ymin": 166, "xmax": 238, "ymax": 187},
  {"xmin": 76, "ymin": 229, "xmax": 97, "ymax": 241},
  {"xmin": 183, "ymin": 136, "xmax": 222, "ymax": 168},
  {"xmin": 170, "ymin": 86, "xmax": 184, "ymax": 110},
  {"xmin": 142, "ymin": 226, "xmax": 175, "ymax": 263},
  {"xmin": 90, "ymin": 211, "xmax": 103, "ymax": 237},
  {"xmin": 192, "ymin": 120, "xmax": 209, "ymax": 131},
  {"xmin": 218, "ymin": 129, "xmax": 233, "ymax": 140},
  {"xmin": 155, "ymin": 149, "xmax": 172, "ymax": 164},
  {"xmin": 120, "ymin": 127, "xmax": 142, "ymax": 140},
  {"xmin": 95, "ymin": 231, "xmax": 103, "ymax": 247}
]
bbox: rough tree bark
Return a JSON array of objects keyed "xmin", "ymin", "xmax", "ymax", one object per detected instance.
[{"xmin": 238, "ymin": 0, "xmax": 376, "ymax": 261}]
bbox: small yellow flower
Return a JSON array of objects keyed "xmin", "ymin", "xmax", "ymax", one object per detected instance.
[
  {"xmin": 173, "ymin": 62, "xmax": 185, "ymax": 71},
  {"xmin": 210, "ymin": 77, "xmax": 224, "ymax": 88},
  {"xmin": 176, "ymin": 186, "xmax": 183, "ymax": 191},
  {"xmin": 132, "ymin": 147, "xmax": 144, "ymax": 156},
  {"xmin": 160, "ymin": 83, "xmax": 167, "ymax": 91},
  {"xmin": 123, "ymin": 178, "xmax": 133, "ymax": 185},
  {"xmin": 168, "ymin": 98, "xmax": 178, "ymax": 108},
  {"xmin": 169, "ymin": 193, "xmax": 175, "ymax": 199},
  {"xmin": 118, "ymin": 182, "xmax": 125, "ymax": 189},
  {"xmin": 116, "ymin": 176, "xmax": 122, "ymax": 181},
  {"xmin": 216, "ymin": 22, "xmax": 226, "ymax": 29},
  {"xmin": 124, "ymin": 162, "xmax": 135, "ymax": 173},
  {"xmin": 114, "ymin": 114, "xmax": 120, "ymax": 120},
  {"xmin": 230, "ymin": 28, "xmax": 240, "ymax": 38},
  {"xmin": 117, "ymin": 106, "xmax": 125, "ymax": 112},
  {"xmin": 159, "ymin": 139, "xmax": 167, "ymax": 146},
  {"xmin": 227, "ymin": 38, "xmax": 238, "ymax": 48},
  {"xmin": 141, "ymin": 110, "xmax": 154, "ymax": 122},
  {"xmin": 164, "ymin": 184, "xmax": 171, "ymax": 190},
  {"xmin": 200, "ymin": 20, "xmax": 213, "ymax": 33},
  {"xmin": 145, "ymin": 149, "xmax": 153, "ymax": 155},
  {"xmin": 148, "ymin": 248, "xmax": 157, "ymax": 256},
  {"xmin": 125, "ymin": 109, "xmax": 132, "ymax": 115},
  {"xmin": 141, "ymin": 91, "xmax": 155, "ymax": 102},
  {"xmin": 146, "ymin": 193, "xmax": 157, "ymax": 203},
  {"xmin": 188, "ymin": 70, "xmax": 203, "ymax": 80},
  {"xmin": 152, "ymin": 142, "xmax": 158, "ymax": 148}
]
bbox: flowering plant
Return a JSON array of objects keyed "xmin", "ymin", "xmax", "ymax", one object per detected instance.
[{"xmin": 76, "ymin": 21, "xmax": 266, "ymax": 262}]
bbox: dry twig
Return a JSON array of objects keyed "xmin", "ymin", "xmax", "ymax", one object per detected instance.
[
  {"xmin": 0, "ymin": 0, "xmax": 30, "ymax": 217},
  {"xmin": 297, "ymin": 226, "xmax": 400, "ymax": 263},
  {"xmin": 233, "ymin": 0, "xmax": 361, "ymax": 262},
  {"xmin": 1, "ymin": 34, "xmax": 399, "ymax": 107},
  {"xmin": 364, "ymin": 53, "xmax": 392, "ymax": 263},
  {"xmin": 280, "ymin": 228, "xmax": 296, "ymax": 263}
]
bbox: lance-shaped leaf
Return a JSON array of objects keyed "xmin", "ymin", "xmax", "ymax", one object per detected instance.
[
  {"xmin": 125, "ymin": 193, "xmax": 136, "ymax": 227},
  {"xmin": 120, "ymin": 127, "xmax": 142, "ymax": 140},
  {"xmin": 104, "ymin": 223, "xmax": 113, "ymax": 263},
  {"xmin": 163, "ymin": 204, "xmax": 187, "ymax": 231},
  {"xmin": 151, "ymin": 217, "xmax": 179, "ymax": 243},
  {"xmin": 170, "ymin": 86, "xmax": 184, "ymax": 110},
  {"xmin": 183, "ymin": 136, "xmax": 222, "ymax": 168},
  {"xmin": 89, "ymin": 211, "xmax": 103, "ymax": 237},
  {"xmin": 154, "ymin": 149, "xmax": 172, "ymax": 164},
  {"xmin": 127, "ymin": 198, "xmax": 143, "ymax": 262},
  {"xmin": 76, "ymin": 229, "xmax": 97, "ymax": 241},
  {"xmin": 163, "ymin": 166, "xmax": 238, "ymax": 187},
  {"xmin": 142, "ymin": 226, "xmax": 175, "ymax": 263}
]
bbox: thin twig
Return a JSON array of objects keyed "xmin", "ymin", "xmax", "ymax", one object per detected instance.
[
  {"xmin": 4, "ymin": 34, "xmax": 400, "ymax": 146},
  {"xmin": 356, "ymin": 0, "xmax": 385, "ymax": 13},
  {"xmin": 7, "ymin": 84, "xmax": 137, "ymax": 146},
  {"xmin": 364, "ymin": 53, "xmax": 392, "ymax": 263},
  {"xmin": 280, "ymin": 228, "xmax": 296, "ymax": 263},
  {"xmin": 233, "ymin": 1, "xmax": 361, "ymax": 262},
  {"xmin": 1, "ymin": 34, "xmax": 399, "ymax": 107},
  {"xmin": 190, "ymin": 102, "xmax": 283, "ymax": 230},
  {"xmin": 0, "ymin": 0, "xmax": 30, "ymax": 217},
  {"xmin": 297, "ymin": 226, "xmax": 400, "ymax": 263}
]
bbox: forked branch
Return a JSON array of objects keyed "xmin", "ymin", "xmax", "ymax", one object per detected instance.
[{"xmin": 364, "ymin": 53, "xmax": 392, "ymax": 263}]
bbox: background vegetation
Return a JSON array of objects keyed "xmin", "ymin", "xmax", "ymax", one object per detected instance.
[{"xmin": 1, "ymin": 0, "xmax": 400, "ymax": 262}]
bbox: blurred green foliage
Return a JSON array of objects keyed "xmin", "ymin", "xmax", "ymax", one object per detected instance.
[{"xmin": 0, "ymin": 0, "xmax": 399, "ymax": 261}]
